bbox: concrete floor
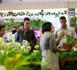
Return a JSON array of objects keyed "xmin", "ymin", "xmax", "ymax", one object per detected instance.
[{"xmin": 0, "ymin": 65, "xmax": 6, "ymax": 70}]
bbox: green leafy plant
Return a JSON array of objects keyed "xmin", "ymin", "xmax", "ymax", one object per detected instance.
[
  {"xmin": 30, "ymin": 19, "xmax": 44, "ymax": 29},
  {"xmin": 66, "ymin": 35, "xmax": 74, "ymax": 44},
  {"xmin": 11, "ymin": 56, "xmax": 31, "ymax": 70},
  {"xmin": 31, "ymin": 50, "xmax": 41, "ymax": 66},
  {"xmin": 4, "ymin": 18, "xmax": 44, "ymax": 30},
  {"xmin": 31, "ymin": 50, "xmax": 41, "ymax": 62},
  {"xmin": 59, "ymin": 52, "xmax": 67, "ymax": 60},
  {"xmin": 5, "ymin": 19, "xmax": 21, "ymax": 30},
  {"xmin": 0, "ymin": 50, "xmax": 7, "ymax": 65},
  {"xmin": 0, "ymin": 41, "xmax": 41, "ymax": 70},
  {"xmin": 62, "ymin": 35, "xmax": 74, "ymax": 45},
  {"xmin": 59, "ymin": 51, "xmax": 77, "ymax": 60}
]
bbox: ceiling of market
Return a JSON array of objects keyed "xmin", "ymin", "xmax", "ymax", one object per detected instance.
[
  {"xmin": 0, "ymin": 0, "xmax": 77, "ymax": 9},
  {"xmin": 1, "ymin": 0, "xmax": 77, "ymax": 3}
]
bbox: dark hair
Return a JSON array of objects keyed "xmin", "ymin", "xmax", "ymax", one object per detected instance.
[
  {"xmin": 12, "ymin": 30, "xmax": 17, "ymax": 34},
  {"xmin": 75, "ymin": 26, "xmax": 77, "ymax": 34},
  {"xmin": 12, "ymin": 27, "xmax": 17, "ymax": 34},
  {"xmin": 60, "ymin": 16, "xmax": 66, "ymax": 20},
  {"xmin": 24, "ymin": 17, "xmax": 30, "ymax": 22},
  {"xmin": 42, "ymin": 22, "xmax": 52, "ymax": 33},
  {"xmin": 0, "ymin": 24, "xmax": 5, "ymax": 31},
  {"xmin": 13, "ymin": 27, "xmax": 17, "ymax": 29}
]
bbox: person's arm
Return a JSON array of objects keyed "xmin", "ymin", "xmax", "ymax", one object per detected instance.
[
  {"xmin": 30, "ymin": 31, "xmax": 37, "ymax": 52},
  {"xmin": 49, "ymin": 34, "xmax": 58, "ymax": 53},
  {"xmin": 16, "ymin": 31, "xmax": 20, "ymax": 42},
  {"xmin": 55, "ymin": 29, "xmax": 65, "ymax": 46},
  {"xmin": 72, "ymin": 28, "xmax": 77, "ymax": 39},
  {"xmin": 55, "ymin": 30, "xmax": 61, "ymax": 46}
]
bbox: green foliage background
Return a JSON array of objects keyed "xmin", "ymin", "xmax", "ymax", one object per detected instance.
[{"xmin": 5, "ymin": 18, "xmax": 44, "ymax": 30}]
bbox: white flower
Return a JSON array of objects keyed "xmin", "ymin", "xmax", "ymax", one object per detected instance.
[
  {"xmin": 6, "ymin": 32, "xmax": 15, "ymax": 42},
  {"xmin": 33, "ymin": 50, "xmax": 39, "ymax": 53},
  {"xmin": 26, "ymin": 46, "xmax": 31, "ymax": 51},
  {"xmin": 21, "ymin": 45, "xmax": 25, "ymax": 49},
  {"xmin": 35, "ymin": 45, "xmax": 39, "ymax": 49},
  {"xmin": 0, "ymin": 50, "xmax": 5, "ymax": 54},
  {"xmin": 22, "ymin": 40, "xmax": 29, "ymax": 47},
  {"xmin": 15, "ymin": 43, "xmax": 21, "ymax": 47}
]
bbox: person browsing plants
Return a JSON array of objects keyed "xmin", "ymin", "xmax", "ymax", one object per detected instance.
[
  {"xmin": 17, "ymin": 17, "xmax": 37, "ymax": 52},
  {"xmin": 0, "ymin": 23, "xmax": 6, "ymax": 49},
  {"xmin": 40, "ymin": 22, "xmax": 59, "ymax": 70}
]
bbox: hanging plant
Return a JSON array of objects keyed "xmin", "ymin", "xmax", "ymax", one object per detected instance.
[
  {"xmin": 70, "ymin": 17, "xmax": 76, "ymax": 27},
  {"xmin": 30, "ymin": 19, "xmax": 44, "ymax": 29}
]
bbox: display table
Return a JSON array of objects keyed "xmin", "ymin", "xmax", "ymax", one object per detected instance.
[{"xmin": 59, "ymin": 51, "xmax": 77, "ymax": 69}]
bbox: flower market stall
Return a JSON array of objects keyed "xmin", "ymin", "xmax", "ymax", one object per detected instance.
[
  {"xmin": 0, "ymin": 9, "xmax": 77, "ymax": 70},
  {"xmin": 0, "ymin": 38, "xmax": 41, "ymax": 70},
  {"xmin": 0, "ymin": 35, "xmax": 77, "ymax": 70},
  {"xmin": 58, "ymin": 32, "xmax": 77, "ymax": 70}
]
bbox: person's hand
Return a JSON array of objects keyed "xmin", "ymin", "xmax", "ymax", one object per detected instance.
[{"xmin": 58, "ymin": 47, "xmax": 69, "ymax": 52}]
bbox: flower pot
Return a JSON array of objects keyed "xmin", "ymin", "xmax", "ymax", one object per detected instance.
[{"xmin": 63, "ymin": 43, "xmax": 73, "ymax": 50}]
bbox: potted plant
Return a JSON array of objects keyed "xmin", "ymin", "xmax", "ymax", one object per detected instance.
[
  {"xmin": 62, "ymin": 35, "xmax": 75, "ymax": 50},
  {"xmin": 59, "ymin": 52, "xmax": 67, "ymax": 66}
]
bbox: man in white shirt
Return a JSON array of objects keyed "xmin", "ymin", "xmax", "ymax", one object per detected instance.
[{"xmin": 55, "ymin": 16, "xmax": 77, "ymax": 47}]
